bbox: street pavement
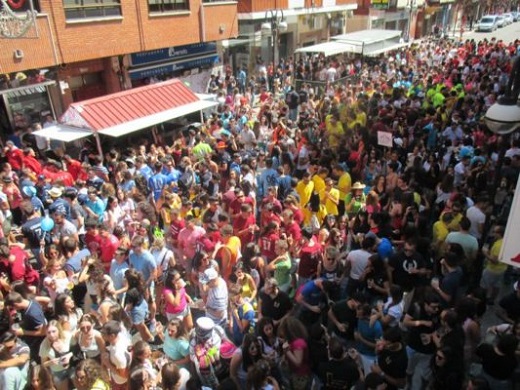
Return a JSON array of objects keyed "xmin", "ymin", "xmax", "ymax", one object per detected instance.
[{"xmin": 445, "ymin": 19, "xmax": 520, "ymax": 43}]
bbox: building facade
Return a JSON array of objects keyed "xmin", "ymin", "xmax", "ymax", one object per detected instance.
[{"xmin": 0, "ymin": 0, "xmax": 238, "ymax": 134}]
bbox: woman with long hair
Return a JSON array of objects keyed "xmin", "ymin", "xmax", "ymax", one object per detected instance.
[
  {"xmin": 256, "ymin": 317, "xmax": 281, "ymax": 372},
  {"xmin": 230, "ymin": 334, "xmax": 262, "ymax": 389},
  {"xmin": 429, "ymin": 345, "xmax": 465, "ymax": 390},
  {"xmin": 104, "ymin": 195, "xmax": 124, "ymax": 232},
  {"xmin": 54, "ymin": 293, "xmax": 83, "ymax": 333},
  {"xmin": 38, "ymin": 320, "xmax": 73, "ymax": 390},
  {"xmin": 156, "ymin": 318, "xmax": 190, "ymax": 369},
  {"xmin": 162, "ymin": 269, "xmax": 193, "ymax": 330},
  {"xmin": 277, "ymin": 317, "xmax": 311, "ymax": 390},
  {"xmin": 72, "ymin": 314, "xmax": 106, "ymax": 362},
  {"xmin": 95, "ymin": 279, "xmax": 118, "ymax": 325},
  {"xmin": 42, "ymin": 255, "xmax": 70, "ymax": 304},
  {"xmin": 73, "ymin": 359, "xmax": 110, "ymax": 390},
  {"xmin": 241, "ymin": 243, "xmax": 265, "ymax": 287},
  {"xmin": 151, "ymin": 236, "xmax": 176, "ymax": 305},
  {"xmin": 125, "ymin": 287, "xmax": 154, "ymax": 343},
  {"xmin": 247, "ymin": 359, "xmax": 280, "ymax": 390},
  {"xmin": 161, "ymin": 361, "xmax": 191, "ymax": 390},
  {"xmin": 129, "ymin": 340, "xmax": 157, "ymax": 385},
  {"xmin": 25, "ymin": 364, "xmax": 56, "ymax": 390}
]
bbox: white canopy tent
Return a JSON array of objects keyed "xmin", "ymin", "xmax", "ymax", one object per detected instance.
[
  {"xmin": 33, "ymin": 125, "xmax": 93, "ymax": 142},
  {"xmin": 295, "ymin": 29, "xmax": 404, "ymax": 58},
  {"xmin": 294, "ymin": 41, "xmax": 361, "ymax": 57}
]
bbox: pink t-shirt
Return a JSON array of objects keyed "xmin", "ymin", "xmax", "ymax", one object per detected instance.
[
  {"xmin": 289, "ymin": 338, "xmax": 311, "ymax": 375},
  {"xmin": 163, "ymin": 287, "xmax": 187, "ymax": 315}
]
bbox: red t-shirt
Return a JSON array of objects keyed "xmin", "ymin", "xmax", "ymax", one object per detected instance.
[
  {"xmin": 85, "ymin": 232, "xmax": 102, "ymax": 254},
  {"xmin": 99, "ymin": 234, "xmax": 120, "ymax": 269},
  {"xmin": 169, "ymin": 219, "xmax": 186, "ymax": 244},
  {"xmin": 260, "ymin": 232, "xmax": 279, "ymax": 261},
  {"xmin": 283, "ymin": 221, "xmax": 302, "ymax": 243},
  {"xmin": 233, "ymin": 214, "xmax": 256, "ymax": 246},
  {"xmin": 298, "ymin": 239, "xmax": 323, "ymax": 279}
]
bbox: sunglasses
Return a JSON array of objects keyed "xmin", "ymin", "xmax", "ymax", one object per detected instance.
[
  {"xmin": 435, "ymin": 354, "xmax": 445, "ymax": 360},
  {"xmin": 80, "ymin": 326, "xmax": 92, "ymax": 332}
]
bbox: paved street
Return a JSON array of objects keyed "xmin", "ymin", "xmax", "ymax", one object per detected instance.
[{"xmin": 447, "ymin": 19, "xmax": 520, "ymax": 43}]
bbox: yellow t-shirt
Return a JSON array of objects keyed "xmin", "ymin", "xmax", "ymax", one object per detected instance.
[
  {"xmin": 313, "ymin": 175, "xmax": 326, "ymax": 195},
  {"xmin": 487, "ymin": 238, "xmax": 506, "ymax": 273},
  {"xmin": 320, "ymin": 188, "xmax": 340, "ymax": 216},
  {"xmin": 432, "ymin": 220, "xmax": 449, "ymax": 246},
  {"xmin": 296, "ymin": 181, "xmax": 314, "ymax": 208},
  {"xmin": 337, "ymin": 172, "xmax": 352, "ymax": 199}
]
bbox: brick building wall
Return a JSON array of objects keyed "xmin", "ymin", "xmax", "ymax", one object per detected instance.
[{"xmin": 0, "ymin": 0, "xmax": 238, "ymax": 74}]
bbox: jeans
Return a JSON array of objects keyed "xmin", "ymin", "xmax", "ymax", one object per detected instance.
[{"xmin": 406, "ymin": 346, "xmax": 432, "ymax": 389}]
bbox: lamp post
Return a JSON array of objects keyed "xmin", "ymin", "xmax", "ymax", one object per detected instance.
[
  {"xmin": 484, "ymin": 56, "xmax": 520, "ymax": 135},
  {"xmin": 261, "ymin": 9, "xmax": 288, "ymax": 70}
]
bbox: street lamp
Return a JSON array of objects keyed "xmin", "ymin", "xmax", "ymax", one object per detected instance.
[
  {"xmin": 261, "ymin": 9, "xmax": 288, "ymax": 69},
  {"xmin": 484, "ymin": 56, "xmax": 520, "ymax": 135}
]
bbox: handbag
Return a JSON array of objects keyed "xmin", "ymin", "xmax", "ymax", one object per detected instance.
[{"xmin": 69, "ymin": 341, "xmax": 86, "ymax": 367}]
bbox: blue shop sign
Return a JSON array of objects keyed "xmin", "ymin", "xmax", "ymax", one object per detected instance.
[
  {"xmin": 129, "ymin": 54, "xmax": 220, "ymax": 80},
  {"xmin": 130, "ymin": 42, "xmax": 217, "ymax": 67}
]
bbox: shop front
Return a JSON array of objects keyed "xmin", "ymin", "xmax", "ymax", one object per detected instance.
[
  {"xmin": 0, "ymin": 74, "xmax": 59, "ymax": 135},
  {"xmin": 126, "ymin": 42, "xmax": 220, "ymax": 94}
]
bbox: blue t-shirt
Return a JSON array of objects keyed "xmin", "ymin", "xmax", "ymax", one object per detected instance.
[
  {"xmin": 300, "ymin": 281, "xmax": 323, "ymax": 306},
  {"xmin": 148, "ymin": 173, "xmax": 168, "ymax": 201},
  {"xmin": 257, "ymin": 168, "xmax": 279, "ymax": 199},
  {"xmin": 232, "ymin": 302, "xmax": 255, "ymax": 345},
  {"xmin": 356, "ymin": 319, "xmax": 382, "ymax": 356},
  {"xmin": 377, "ymin": 238, "xmax": 394, "ymax": 261},
  {"xmin": 139, "ymin": 165, "xmax": 153, "ymax": 181},
  {"xmin": 84, "ymin": 197, "xmax": 105, "ymax": 222},
  {"xmin": 163, "ymin": 336, "xmax": 190, "ymax": 368},
  {"xmin": 129, "ymin": 250, "xmax": 156, "ymax": 284},
  {"xmin": 110, "ymin": 260, "xmax": 129, "ymax": 299},
  {"xmin": 64, "ymin": 248, "xmax": 91, "ymax": 275}
]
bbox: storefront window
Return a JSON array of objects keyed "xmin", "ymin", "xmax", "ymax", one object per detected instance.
[{"xmin": 5, "ymin": 88, "xmax": 52, "ymax": 128}]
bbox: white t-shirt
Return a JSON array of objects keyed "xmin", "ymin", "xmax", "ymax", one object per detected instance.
[
  {"xmin": 108, "ymin": 337, "xmax": 131, "ymax": 384},
  {"xmin": 347, "ymin": 249, "xmax": 371, "ymax": 280},
  {"xmin": 466, "ymin": 206, "xmax": 486, "ymax": 240}
]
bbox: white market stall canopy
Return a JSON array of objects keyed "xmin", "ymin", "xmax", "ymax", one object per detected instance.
[
  {"xmin": 295, "ymin": 29, "xmax": 404, "ymax": 57},
  {"xmin": 294, "ymin": 41, "xmax": 361, "ymax": 56},
  {"xmin": 33, "ymin": 125, "xmax": 93, "ymax": 142}
]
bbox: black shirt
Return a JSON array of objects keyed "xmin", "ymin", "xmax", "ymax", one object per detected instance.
[
  {"xmin": 389, "ymin": 250, "xmax": 426, "ymax": 292},
  {"xmin": 406, "ymin": 302, "xmax": 438, "ymax": 354},
  {"xmin": 330, "ymin": 300, "xmax": 358, "ymax": 340},
  {"xmin": 22, "ymin": 216, "xmax": 43, "ymax": 249},
  {"xmin": 318, "ymin": 357, "xmax": 360, "ymax": 390},
  {"xmin": 378, "ymin": 345, "xmax": 408, "ymax": 390},
  {"xmin": 499, "ymin": 292, "xmax": 520, "ymax": 322},
  {"xmin": 259, "ymin": 290, "xmax": 292, "ymax": 321},
  {"xmin": 476, "ymin": 343, "xmax": 518, "ymax": 380}
]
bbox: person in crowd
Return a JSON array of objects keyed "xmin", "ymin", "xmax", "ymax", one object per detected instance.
[
  {"xmin": 277, "ymin": 317, "xmax": 311, "ymax": 390},
  {"xmin": 38, "ymin": 320, "xmax": 72, "ymax": 390},
  {"xmin": 24, "ymin": 364, "xmax": 56, "ymax": 390},
  {"xmin": 230, "ymin": 333, "xmax": 262, "ymax": 389},
  {"xmin": 257, "ymin": 277, "xmax": 293, "ymax": 327},
  {"xmin": 156, "ymin": 318, "xmax": 190, "ymax": 369},
  {"xmin": 0, "ymin": 331, "xmax": 30, "ymax": 389},
  {"xmin": 476, "ymin": 333, "xmax": 519, "ymax": 390}
]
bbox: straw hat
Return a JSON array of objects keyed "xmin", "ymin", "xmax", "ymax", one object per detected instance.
[{"xmin": 352, "ymin": 182, "xmax": 366, "ymax": 190}]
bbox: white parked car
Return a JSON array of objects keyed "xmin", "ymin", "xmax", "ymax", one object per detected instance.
[
  {"xmin": 504, "ymin": 13, "xmax": 514, "ymax": 25},
  {"xmin": 476, "ymin": 15, "xmax": 498, "ymax": 32},
  {"xmin": 496, "ymin": 15, "xmax": 505, "ymax": 27}
]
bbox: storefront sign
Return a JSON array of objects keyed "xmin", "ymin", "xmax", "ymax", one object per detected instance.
[
  {"xmin": 129, "ymin": 54, "xmax": 220, "ymax": 80},
  {"xmin": 371, "ymin": 0, "xmax": 389, "ymax": 9},
  {"xmin": 130, "ymin": 42, "xmax": 217, "ymax": 67}
]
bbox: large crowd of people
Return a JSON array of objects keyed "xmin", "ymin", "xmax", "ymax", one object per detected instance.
[{"xmin": 0, "ymin": 34, "xmax": 520, "ymax": 390}]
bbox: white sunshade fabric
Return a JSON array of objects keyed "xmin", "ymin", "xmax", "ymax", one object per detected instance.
[
  {"xmin": 33, "ymin": 125, "xmax": 93, "ymax": 142},
  {"xmin": 98, "ymin": 99, "xmax": 218, "ymax": 137},
  {"xmin": 294, "ymin": 41, "xmax": 361, "ymax": 56},
  {"xmin": 331, "ymin": 29, "xmax": 402, "ymax": 45},
  {"xmin": 364, "ymin": 42, "xmax": 410, "ymax": 56}
]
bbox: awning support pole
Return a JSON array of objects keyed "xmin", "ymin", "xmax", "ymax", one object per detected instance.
[{"xmin": 93, "ymin": 132, "xmax": 104, "ymax": 161}]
